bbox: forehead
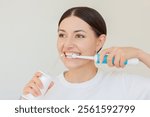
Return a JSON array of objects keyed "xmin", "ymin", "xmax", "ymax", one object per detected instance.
[{"xmin": 59, "ymin": 16, "xmax": 92, "ymax": 31}]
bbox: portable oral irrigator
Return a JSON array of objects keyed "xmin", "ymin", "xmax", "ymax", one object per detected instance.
[
  {"xmin": 21, "ymin": 72, "xmax": 52, "ymax": 100},
  {"xmin": 68, "ymin": 53, "xmax": 139, "ymax": 65}
]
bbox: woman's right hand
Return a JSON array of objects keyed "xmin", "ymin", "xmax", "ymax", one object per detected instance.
[
  {"xmin": 23, "ymin": 72, "xmax": 54, "ymax": 97},
  {"xmin": 100, "ymin": 47, "xmax": 150, "ymax": 69},
  {"xmin": 99, "ymin": 47, "xmax": 139, "ymax": 68}
]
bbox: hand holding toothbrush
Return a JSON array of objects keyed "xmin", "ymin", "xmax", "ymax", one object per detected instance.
[{"xmin": 99, "ymin": 47, "xmax": 140, "ymax": 68}]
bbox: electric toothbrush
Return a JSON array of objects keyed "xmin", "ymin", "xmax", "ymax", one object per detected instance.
[{"xmin": 67, "ymin": 53, "xmax": 139, "ymax": 65}]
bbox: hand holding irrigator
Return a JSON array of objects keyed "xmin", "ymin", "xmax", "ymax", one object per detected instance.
[{"xmin": 21, "ymin": 71, "xmax": 53, "ymax": 100}]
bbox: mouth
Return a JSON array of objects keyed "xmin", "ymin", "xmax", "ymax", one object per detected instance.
[{"xmin": 61, "ymin": 52, "xmax": 81, "ymax": 58}]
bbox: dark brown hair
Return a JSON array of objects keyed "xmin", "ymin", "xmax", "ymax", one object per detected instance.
[{"xmin": 58, "ymin": 6, "xmax": 107, "ymax": 37}]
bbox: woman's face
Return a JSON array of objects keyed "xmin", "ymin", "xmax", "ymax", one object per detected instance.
[{"xmin": 57, "ymin": 16, "xmax": 103, "ymax": 69}]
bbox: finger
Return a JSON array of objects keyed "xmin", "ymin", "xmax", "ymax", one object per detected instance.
[
  {"xmin": 100, "ymin": 48, "xmax": 113, "ymax": 63},
  {"xmin": 107, "ymin": 53, "xmax": 115, "ymax": 67},
  {"xmin": 23, "ymin": 86, "xmax": 39, "ymax": 96},
  {"xmin": 23, "ymin": 86, "xmax": 30, "ymax": 95},
  {"xmin": 34, "ymin": 71, "xmax": 42, "ymax": 78},
  {"xmin": 29, "ymin": 87, "xmax": 39, "ymax": 96},
  {"xmin": 99, "ymin": 52, "xmax": 105, "ymax": 64},
  {"xmin": 27, "ymin": 82, "xmax": 42, "ymax": 96},
  {"xmin": 32, "ymin": 76, "xmax": 43, "ymax": 89},
  {"xmin": 99, "ymin": 51, "xmax": 106, "ymax": 64},
  {"xmin": 120, "ymin": 55, "xmax": 126, "ymax": 68},
  {"xmin": 114, "ymin": 54, "xmax": 121, "ymax": 68},
  {"xmin": 23, "ymin": 87, "xmax": 36, "ymax": 96}
]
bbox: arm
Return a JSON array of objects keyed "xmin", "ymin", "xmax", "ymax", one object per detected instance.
[{"xmin": 137, "ymin": 49, "xmax": 150, "ymax": 68}]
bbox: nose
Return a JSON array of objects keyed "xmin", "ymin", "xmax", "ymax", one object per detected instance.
[{"xmin": 64, "ymin": 37, "xmax": 75, "ymax": 50}]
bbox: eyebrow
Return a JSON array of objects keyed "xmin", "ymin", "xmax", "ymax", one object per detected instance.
[
  {"xmin": 74, "ymin": 30, "xmax": 86, "ymax": 33},
  {"xmin": 58, "ymin": 29, "xmax": 65, "ymax": 32},
  {"xmin": 58, "ymin": 29, "xmax": 86, "ymax": 33}
]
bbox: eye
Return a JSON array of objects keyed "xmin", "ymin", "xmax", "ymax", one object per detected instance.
[
  {"xmin": 75, "ymin": 34, "xmax": 85, "ymax": 39},
  {"xmin": 58, "ymin": 33, "xmax": 66, "ymax": 38}
]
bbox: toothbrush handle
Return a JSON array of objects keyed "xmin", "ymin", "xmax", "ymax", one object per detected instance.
[{"xmin": 96, "ymin": 54, "xmax": 139, "ymax": 65}]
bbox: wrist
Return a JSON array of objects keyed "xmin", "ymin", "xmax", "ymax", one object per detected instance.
[{"xmin": 136, "ymin": 48, "xmax": 144, "ymax": 61}]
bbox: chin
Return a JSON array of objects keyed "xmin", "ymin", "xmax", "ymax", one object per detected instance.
[
  {"xmin": 65, "ymin": 64, "xmax": 81, "ymax": 70},
  {"xmin": 62, "ymin": 59, "xmax": 93, "ymax": 70}
]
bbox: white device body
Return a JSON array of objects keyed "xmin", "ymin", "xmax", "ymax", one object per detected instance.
[{"xmin": 21, "ymin": 72, "xmax": 52, "ymax": 100}]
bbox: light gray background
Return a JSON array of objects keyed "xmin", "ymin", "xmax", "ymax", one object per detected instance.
[{"xmin": 0, "ymin": 0, "xmax": 150, "ymax": 99}]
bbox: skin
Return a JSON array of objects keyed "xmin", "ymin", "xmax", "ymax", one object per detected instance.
[{"xmin": 23, "ymin": 16, "xmax": 150, "ymax": 97}]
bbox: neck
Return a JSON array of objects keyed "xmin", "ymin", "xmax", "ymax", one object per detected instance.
[{"xmin": 64, "ymin": 63, "xmax": 98, "ymax": 83}]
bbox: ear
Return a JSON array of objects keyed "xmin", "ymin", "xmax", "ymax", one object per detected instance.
[{"xmin": 96, "ymin": 34, "xmax": 106, "ymax": 52}]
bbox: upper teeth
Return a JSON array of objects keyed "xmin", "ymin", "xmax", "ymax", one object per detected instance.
[
  {"xmin": 65, "ymin": 53, "xmax": 80, "ymax": 56},
  {"xmin": 60, "ymin": 53, "xmax": 80, "ymax": 58}
]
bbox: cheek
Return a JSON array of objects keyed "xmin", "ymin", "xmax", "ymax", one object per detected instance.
[{"xmin": 81, "ymin": 41, "xmax": 97, "ymax": 54}]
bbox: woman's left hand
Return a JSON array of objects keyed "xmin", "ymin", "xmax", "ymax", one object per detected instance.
[{"xmin": 99, "ymin": 47, "xmax": 139, "ymax": 68}]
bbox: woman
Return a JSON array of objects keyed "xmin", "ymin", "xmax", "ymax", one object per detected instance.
[{"xmin": 22, "ymin": 6, "xmax": 150, "ymax": 99}]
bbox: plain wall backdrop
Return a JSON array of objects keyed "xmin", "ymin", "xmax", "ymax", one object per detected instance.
[{"xmin": 0, "ymin": 0, "xmax": 150, "ymax": 99}]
